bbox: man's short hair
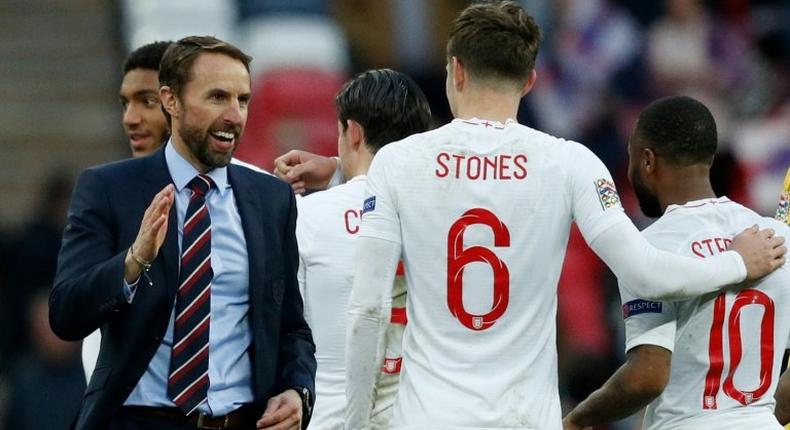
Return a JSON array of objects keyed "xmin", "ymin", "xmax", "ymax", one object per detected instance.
[
  {"xmin": 158, "ymin": 36, "xmax": 252, "ymax": 124},
  {"xmin": 159, "ymin": 35, "xmax": 252, "ymax": 98},
  {"xmin": 335, "ymin": 68, "xmax": 432, "ymax": 154},
  {"xmin": 123, "ymin": 41, "xmax": 172, "ymax": 75},
  {"xmin": 447, "ymin": 0, "xmax": 542, "ymax": 86},
  {"xmin": 635, "ymin": 96, "xmax": 718, "ymax": 166}
]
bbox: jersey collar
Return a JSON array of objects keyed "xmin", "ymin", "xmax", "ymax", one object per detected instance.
[
  {"xmin": 452, "ymin": 117, "xmax": 517, "ymax": 129},
  {"xmin": 665, "ymin": 196, "xmax": 732, "ymax": 214}
]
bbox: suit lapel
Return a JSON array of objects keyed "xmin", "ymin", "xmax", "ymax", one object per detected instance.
[
  {"xmin": 228, "ymin": 165, "xmax": 265, "ymax": 293},
  {"xmin": 143, "ymin": 148, "xmax": 180, "ymax": 301}
]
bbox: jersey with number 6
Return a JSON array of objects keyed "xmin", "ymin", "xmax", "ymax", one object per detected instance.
[
  {"xmin": 620, "ymin": 197, "xmax": 790, "ymax": 430},
  {"xmin": 360, "ymin": 118, "xmax": 630, "ymax": 429}
]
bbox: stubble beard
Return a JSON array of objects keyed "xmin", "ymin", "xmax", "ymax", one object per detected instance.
[
  {"xmin": 178, "ymin": 120, "xmax": 238, "ymax": 169},
  {"xmin": 632, "ymin": 175, "xmax": 663, "ymax": 218}
]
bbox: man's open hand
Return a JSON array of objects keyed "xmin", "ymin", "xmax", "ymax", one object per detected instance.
[{"xmin": 730, "ymin": 225, "xmax": 786, "ymax": 280}]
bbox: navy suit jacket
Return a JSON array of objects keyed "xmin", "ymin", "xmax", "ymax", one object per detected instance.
[{"xmin": 50, "ymin": 148, "xmax": 316, "ymax": 430}]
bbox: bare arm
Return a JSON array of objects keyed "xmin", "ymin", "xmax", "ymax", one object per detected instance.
[{"xmin": 564, "ymin": 345, "xmax": 671, "ymax": 429}]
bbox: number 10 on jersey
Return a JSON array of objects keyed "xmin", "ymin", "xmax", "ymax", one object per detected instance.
[
  {"xmin": 703, "ymin": 289, "xmax": 775, "ymax": 409},
  {"xmin": 447, "ymin": 208, "xmax": 511, "ymax": 331}
]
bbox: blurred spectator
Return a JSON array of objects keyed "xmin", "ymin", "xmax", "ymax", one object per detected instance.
[
  {"xmin": 2, "ymin": 291, "xmax": 84, "ymax": 430},
  {"xmin": 530, "ymin": 0, "xmax": 641, "ymax": 143},
  {"xmin": 0, "ymin": 172, "xmax": 72, "ymax": 367},
  {"xmin": 646, "ymin": 0, "xmax": 751, "ymax": 98}
]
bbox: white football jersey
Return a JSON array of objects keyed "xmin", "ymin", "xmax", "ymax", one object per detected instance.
[
  {"xmin": 621, "ymin": 197, "xmax": 790, "ymax": 430},
  {"xmin": 360, "ymin": 118, "xmax": 630, "ymax": 429},
  {"xmin": 297, "ymin": 177, "xmax": 406, "ymax": 430}
]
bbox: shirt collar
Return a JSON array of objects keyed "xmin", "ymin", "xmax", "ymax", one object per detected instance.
[
  {"xmin": 164, "ymin": 140, "xmax": 230, "ymax": 196},
  {"xmin": 452, "ymin": 117, "xmax": 517, "ymax": 129},
  {"xmin": 665, "ymin": 196, "xmax": 731, "ymax": 214}
]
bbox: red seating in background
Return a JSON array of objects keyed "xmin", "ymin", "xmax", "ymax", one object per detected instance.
[{"xmin": 235, "ymin": 68, "xmax": 346, "ymax": 170}]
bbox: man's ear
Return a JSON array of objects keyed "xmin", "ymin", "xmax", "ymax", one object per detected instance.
[
  {"xmin": 643, "ymin": 147, "xmax": 657, "ymax": 176},
  {"xmin": 452, "ymin": 56, "xmax": 465, "ymax": 91},
  {"xmin": 346, "ymin": 119, "xmax": 365, "ymax": 151},
  {"xmin": 159, "ymin": 86, "xmax": 179, "ymax": 120},
  {"xmin": 521, "ymin": 69, "xmax": 537, "ymax": 97}
]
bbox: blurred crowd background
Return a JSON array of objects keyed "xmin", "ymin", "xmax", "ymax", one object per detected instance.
[{"xmin": 0, "ymin": 0, "xmax": 787, "ymax": 429}]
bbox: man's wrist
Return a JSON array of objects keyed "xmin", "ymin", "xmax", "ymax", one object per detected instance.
[
  {"xmin": 124, "ymin": 248, "xmax": 143, "ymax": 283},
  {"xmin": 293, "ymin": 386, "xmax": 312, "ymax": 422}
]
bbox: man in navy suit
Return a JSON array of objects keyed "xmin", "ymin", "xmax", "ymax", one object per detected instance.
[{"xmin": 50, "ymin": 35, "xmax": 315, "ymax": 430}]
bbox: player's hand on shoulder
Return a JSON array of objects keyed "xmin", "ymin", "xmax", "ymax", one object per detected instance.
[
  {"xmin": 730, "ymin": 224, "xmax": 787, "ymax": 280},
  {"xmin": 274, "ymin": 149, "xmax": 338, "ymax": 195}
]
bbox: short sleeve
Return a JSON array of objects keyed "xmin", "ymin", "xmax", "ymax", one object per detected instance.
[
  {"xmin": 619, "ymin": 281, "xmax": 677, "ymax": 353},
  {"xmin": 568, "ymin": 143, "xmax": 630, "ymax": 244},
  {"xmin": 359, "ymin": 148, "xmax": 402, "ymax": 244}
]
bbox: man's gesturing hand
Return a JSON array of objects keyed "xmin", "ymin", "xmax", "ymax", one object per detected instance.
[
  {"xmin": 124, "ymin": 184, "xmax": 174, "ymax": 282},
  {"xmin": 256, "ymin": 389, "xmax": 302, "ymax": 430},
  {"xmin": 273, "ymin": 149, "xmax": 338, "ymax": 195},
  {"xmin": 730, "ymin": 224, "xmax": 786, "ymax": 281}
]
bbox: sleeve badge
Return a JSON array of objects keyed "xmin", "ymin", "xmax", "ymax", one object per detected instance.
[
  {"xmin": 775, "ymin": 167, "xmax": 789, "ymax": 225},
  {"xmin": 595, "ymin": 178, "xmax": 621, "ymax": 210}
]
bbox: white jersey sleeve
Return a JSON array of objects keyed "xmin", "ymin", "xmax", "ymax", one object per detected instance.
[
  {"xmin": 357, "ymin": 150, "xmax": 401, "ymax": 244},
  {"xmin": 345, "ymin": 236, "xmax": 399, "ymax": 429},
  {"xmin": 567, "ymin": 143, "xmax": 630, "ymax": 243},
  {"xmin": 619, "ymin": 284, "xmax": 677, "ymax": 354}
]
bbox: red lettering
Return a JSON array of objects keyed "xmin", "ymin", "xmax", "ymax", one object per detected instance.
[
  {"xmin": 435, "ymin": 152, "xmax": 450, "ymax": 178},
  {"xmin": 513, "ymin": 154, "xmax": 528, "ymax": 179},
  {"xmin": 692, "ymin": 241, "xmax": 706, "ymax": 258},
  {"xmin": 702, "ymin": 239, "xmax": 714, "ymax": 255},
  {"xmin": 344, "ymin": 209, "xmax": 360, "ymax": 234},
  {"xmin": 484, "ymin": 156, "xmax": 497, "ymax": 180},
  {"xmin": 498, "ymin": 155, "xmax": 511, "ymax": 180},
  {"xmin": 693, "ymin": 237, "xmax": 733, "ymax": 258},
  {"xmin": 467, "ymin": 156, "xmax": 481, "ymax": 180},
  {"xmin": 452, "ymin": 154, "xmax": 465, "ymax": 179},
  {"xmin": 433, "ymin": 152, "xmax": 529, "ymax": 181}
]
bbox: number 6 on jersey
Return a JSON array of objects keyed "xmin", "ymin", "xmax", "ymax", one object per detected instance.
[{"xmin": 447, "ymin": 208, "xmax": 511, "ymax": 331}]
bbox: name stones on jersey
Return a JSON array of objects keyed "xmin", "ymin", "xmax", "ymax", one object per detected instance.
[{"xmin": 434, "ymin": 152, "xmax": 528, "ymax": 181}]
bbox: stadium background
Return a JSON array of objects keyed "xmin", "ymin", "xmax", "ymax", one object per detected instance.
[{"xmin": 0, "ymin": 0, "xmax": 787, "ymax": 428}]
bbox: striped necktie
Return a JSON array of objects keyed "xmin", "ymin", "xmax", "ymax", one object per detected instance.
[{"xmin": 168, "ymin": 174, "xmax": 214, "ymax": 414}]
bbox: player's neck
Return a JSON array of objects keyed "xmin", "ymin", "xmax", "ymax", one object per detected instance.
[
  {"xmin": 453, "ymin": 88, "xmax": 520, "ymax": 124},
  {"xmin": 343, "ymin": 152, "xmax": 373, "ymax": 181},
  {"xmin": 658, "ymin": 171, "xmax": 716, "ymax": 212}
]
